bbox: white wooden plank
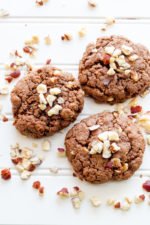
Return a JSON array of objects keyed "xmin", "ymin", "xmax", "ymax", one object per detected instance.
[
  {"xmin": 0, "ymin": 22, "xmax": 149, "ymax": 65},
  {"xmin": 0, "ymin": 0, "xmax": 149, "ymax": 18},
  {"xmin": 0, "ymin": 175, "xmax": 150, "ymax": 225}
]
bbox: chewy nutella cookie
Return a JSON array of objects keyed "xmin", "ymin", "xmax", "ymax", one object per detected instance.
[
  {"xmin": 11, "ymin": 66, "xmax": 84, "ymax": 138},
  {"xmin": 79, "ymin": 35, "xmax": 150, "ymax": 104},
  {"xmin": 65, "ymin": 112, "xmax": 145, "ymax": 183}
]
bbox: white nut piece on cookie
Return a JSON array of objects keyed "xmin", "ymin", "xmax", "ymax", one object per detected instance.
[
  {"xmin": 46, "ymin": 94, "xmax": 56, "ymax": 107},
  {"xmin": 90, "ymin": 196, "xmax": 101, "ymax": 207},
  {"xmin": 121, "ymin": 45, "xmax": 133, "ymax": 56},
  {"xmin": 39, "ymin": 93, "xmax": 47, "ymax": 105},
  {"xmin": 102, "ymin": 140, "xmax": 111, "ymax": 158},
  {"xmin": 53, "ymin": 70, "xmax": 62, "ymax": 76},
  {"xmin": 90, "ymin": 140, "xmax": 103, "ymax": 154},
  {"xmin": 107, "ymin": 68, "xmax": 115, "ymax": 75},
  {"xmin": 128, "ymin": 54, "xmax": 139, "ymax": 61},
  {"xmin": 39, "ymin": 104, "xmax": 46, "ymax": 111},
  {"xmin": 89, "ymin": 124, "xmax": 100, "ymax": 131},
  {"xmin": 104, "ymin": 46, "xmax": 115, "ymax": 55},
  {"xmin": 108, "ymin": 131, "xmax": 119, "ymax": 141},
  {"xmin": 47, "ymin": 104, "xmax": 62, "ymax": 117},
  {"xmin": 49, "ymin": 87, "xmax": 61, "ymax": 95},
  {"xmin": 57, "ymin": 97, "xmax": 65, "ymax": 104},
  {"xmin": 37, "ymin": 83, "xmax": 47, "ymax": 94},
  {"xmin": 98, "ymin": 131, "xmax": 108, "ymax": 141},
  {"xmin": 112, "ymin": 49, "xmax": 122, "ymax": 57},
  {"xmin": 110, "ymin": 143, "xmax": 120, "ymax": 152}
]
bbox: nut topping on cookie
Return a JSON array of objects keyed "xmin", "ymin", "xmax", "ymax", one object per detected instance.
[
  {"xmin": 37, "ymin": 83, "xmax": 47, "ymax": 94},
  {"xmin": 49, "ymin": 87, "xmax": 61, "ymax": 95},
  {"xmin": 46, "ymin": 95, "xmax": 56, "ymax": 107},
  {"xmin": 47, "ymin": 104, "xmax": 62, "ymax": 117},
  {"xmin": 121, "ymin": 45, "xmax": 133, "ymax": 56}
]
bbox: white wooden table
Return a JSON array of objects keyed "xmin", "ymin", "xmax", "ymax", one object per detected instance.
[{"xmin": 0, "ymin": 0, "xmax": 150, "ymax": 224}]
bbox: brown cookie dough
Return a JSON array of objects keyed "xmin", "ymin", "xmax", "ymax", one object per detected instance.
[
  {"xmin": 11, "ymin": 66, "xmax": 84, "ymax": 138},
  {"xmin": 79, "ymin": 35, "xmax": 150, "ymax": 104},
  {"xmin": 65, "ymin": 112, "xmax": 145, "ymax": 183}
]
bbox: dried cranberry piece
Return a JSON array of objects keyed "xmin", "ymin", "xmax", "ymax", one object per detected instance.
[{"xmin": 142, "ymin": 180, "xmax": 150, "ymax": 192}]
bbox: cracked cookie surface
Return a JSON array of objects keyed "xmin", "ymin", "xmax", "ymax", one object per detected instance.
[
  {"xmin": 79, "ymin": 35, "xmax": 150, "ymax": 104},
  {"xmin": 65, "ymin": 112, "xmax": 145, "ymax": 183},
  {"xmin": 11, "ymin": 66, "xmax": 84, "ymax": 138}
]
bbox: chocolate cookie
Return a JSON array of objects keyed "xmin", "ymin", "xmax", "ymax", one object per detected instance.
[
  {"xmin": 65, "ymin": 112, "xmax": 145, "ymax": 183},
  {"xmin": 79, "ymin": 35, "xmax": 150, "ymax": 104},
  {"xmin": 11, "ymin": 66, "xmax": 84, "ymax": 138}
]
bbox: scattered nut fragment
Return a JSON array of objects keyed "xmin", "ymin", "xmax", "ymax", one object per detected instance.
[
  {"xmin": 25, "ymin": 36, "xmax": 39, "ymax": 45},
  {"xmin": 71, "ymin": 197, "xmax": 81, "ymax": 209},
  {"xmin": 134, "ymin": 194, "xmax": 145, "ymax": 204},
  {"xmin": 107, "ymin": 198, "xmax": 115, "ymax": 206},
  {"xmin": 105, "ymin": 17, "xmax": 116, "ymax": 26},
  {"xmin": 36, "ymin": 0, "xmax": 49, "ymax": 6},
  {"xmin": 61, "ymin": 34, "xmax": 72, "ymax": 41},
  {"xmin": 130, "ymin": 71, "xmax": 139, "ymax": 82},
  {"xmin": 102, "ymin": 140, "xmax": 111, "ymax": 159},
  {"xmin": 125, "ymin": 197, "xmax": 132, "ymax": 205},
  {"xmin": 57, "ymin": 148, "xmax": 66, "ymax": 157},
  {"xmin": 44, "ymin": 35, "xmax": 52, "ymax": 45},
  {"xmin": 57, "ymin": 187, "xmax": 69, "ymax": 198},
  {"xmin": 0, "ymin": 85, "xmax": 9, "ymax": 95},
  {"xmin": 49, "ymin": 167, "xmax": 59, "ymax": 174},
  {"xmin": 37, "ymin": 83, "xmax": 47, "ymax": 94},
  {"xmin": 89, "ymin": 124, "xmax": 100, "ymax": 131},
  {"xmin": 33, "ymin": 180, "xmax": 41, "ymax": 189},
  {"xmin": 23, "ymin": 46, "xmax": 37, "ymax": 56},
  {"xmin": 20, "ymin": 170, "xmax": 31, "ymax": 180},
  {"xmin": 42, "ymin": 140, "xmax": 51, "ymax": 151},
  {"xmin": 0, "ymin": 9, "xmax": 9, "ymax": 17},
  {"xmin": 113, "ymin": 49, "xmax": 122, "ymax": 57},
  {"xmin": 88, "ymin": 0, "xmax": 97, "ymax": 8},
  {"xmin": 2, "ymin": 115, "xmax": 9, "ymax": 122},
  {"xmin": 98, "ymin": 131, "xmax": 108, "ymax": 141},
  {"xmin": 120, "ymin": 201, "xmax": 131, "ymax": 211},
  {"xmin": 108, "ymin": 131, "xmax": 119, "ymax": 141},
  {"xmin": 138, "ymin": 112, "xmax": 150, "ymax": 133},
  {"xmin": 90, "ymin": 196, "xmax": 101, "ymax": 207},
  {"xmin": 1, "ymin": 168, "xmax": 11, "ymax": 180},
  {"xmin": 78, "ymin": 27, "xmax": 87, "ymax": 38}
]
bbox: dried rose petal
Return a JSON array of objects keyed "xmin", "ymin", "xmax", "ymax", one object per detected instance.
[
  {"xmin": 33, "ymin": 181, "xmax": 41, "ymax": 189},
  {"xmin": 11, "ymin": 157, "xmax": 22, "ymax": 165},
  {"xmin": 57, "ymin": 148, "xmax": 65, "ymax": 152},
  {"xmin": 105, "ymin": 161, "xmax": 113, "ymax": 169},
  {"xmin": 2, "ymin": 116, "xmax": 8, "ymax": 122},
  {"xmin": 139, "ymin": 194, "xmax": 145, "ymax": 201},
  {"xmin": 130, "ymin": 105, "xmax": 142, "ymax": 114},
  {"xmin": 10, "ymin": 70, "xmax": 21, "ymax": 78},
  {"xmin": 5, "ymin": 76, "xmax": 13, "ymax": 83},
  {"xmin": 103, "ymin": 54, "xmax": 111, "ymax": 65},
  {"xmin": 39, "ymin": 186, "xmax": 44, "ymax": 195},
  {"xmin": 143, "ymin": 180, "xmax": 150, "ymax": 192},
  {"xmin": 46, "ymin": 59, "xmax": 51, "ymax": 65},
  {"xmin": 114, "ymin": 201, "xmax": 121, "ymax": 208},
  {"xmin": 1, "ymin": 168, "xmax": 11, "ymax": 180}
]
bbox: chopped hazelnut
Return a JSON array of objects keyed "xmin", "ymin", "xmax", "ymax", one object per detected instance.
[
  {"xmin": 89, "ymin": 124, "xmax": 100, "ymax": 131},
  {"xmin": 128, "ymin": 54, "xmax": 139, "ymax": 61},
  {"xmin": 78, "ymin": 27, "xmax": 87, "ymax": 38},
  {"xmin": 44, "ymin": 35, "xmax": 52, "ymax": 45},
  {"xmin": 104, "ymin": 46, "xmax": 115, "ymax": 55},
  {"xmin": 88, "ymin": 0, "xmax": 97, "ymax": 8},
  {"xmin": 46, "ymin": 95, "xmax": 56, "ymax": 107},
  {"xmin": 105, "ymin": 17, "xmax": 116, "ymax": 26},
  {"xmin": 107, "ymin": 68, "xmax": 115, "ymax": 76},
  {"xmin": 61, "ymin": 34, "xmax": 72, "ymax": 41},
  {"xmin": 71, "ymin": 197, "xmax": 81, "ymax": 209}
]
